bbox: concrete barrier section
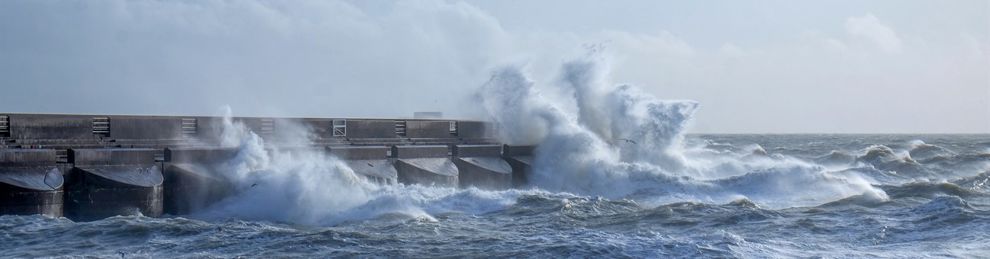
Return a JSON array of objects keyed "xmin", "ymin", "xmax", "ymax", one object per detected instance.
[
  {"xmin": 163, "ymin": 147, "xmax": 238, "ymax": 215},
  {"xmin": 455, "ymin": 121, "xmax": 495, "ymax": 139},
  {"xmin": 392, "ymin": 145, "xmax": 457, "ymax": 186},
  {"xmin": 0, "ymin": 149, "xmax": 63, "ymax": 216},
  {"xmin": 7, "ymin": 114, "xmax": 95, "ymax": 140},
  {"xmin": 108, "ymin": 116, "xmax": 183, "ymax": 140},
  {"xmin": 345, "ymin": 120, "xmax": 397, "ymax": 138},
  {"xmin": 66, "ymin": 148, "xmax": 163, "ymax": 221},
  {"xmin": 453, "ymin": 145, "xmax": 512, "ymax": 190},
  {"xmin": 502, "ymin": 145, "xmax": 535, "ymax": 187},
  {"xmin": 0, "ymin": 114, "xmax": 511, "ymax": 218},
  {"xmin": 329, "ymin": 146, "xmax": 397, "ymax": 184},
  {"xmin": 405, "ymin": 121, "xmax": 452, "ymax": 138}
]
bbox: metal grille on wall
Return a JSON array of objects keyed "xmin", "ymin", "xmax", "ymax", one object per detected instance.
[
  {"xmin": 0, "ymin": 115, "xmax": 9, "ymax": 137},
  {"xmin": 92, "ymin": 117, "xmax": 110, "ymax": 137},
  {"xmin": 259, "ymin": 118, "xmax": 275, "ymax": 136},
  {"xmin": 395, "ymin": 120, "xmax": 407, "ymax": 137},
  {"xmin": 181, "ymin": 118, "xmax": 197, "ymax": 137}
]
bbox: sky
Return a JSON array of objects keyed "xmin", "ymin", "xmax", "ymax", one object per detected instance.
[{"xmin": 0, "ymin": 0, "xmax": 987, "ymax": 133}]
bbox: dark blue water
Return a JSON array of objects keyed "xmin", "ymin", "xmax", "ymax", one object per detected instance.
[{"xmin": 2, "ymin": 134, "xmax": 988, "ymax": 258}]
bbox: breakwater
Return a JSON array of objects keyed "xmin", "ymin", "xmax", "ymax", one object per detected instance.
[{"xmin": 0, "ymin": 114, "xmax": 533, "ymax": 220}]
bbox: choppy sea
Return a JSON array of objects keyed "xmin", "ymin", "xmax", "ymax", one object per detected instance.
[{"xmin": 2, "ymin": 134, "xmax": 989, "ymax": 258}]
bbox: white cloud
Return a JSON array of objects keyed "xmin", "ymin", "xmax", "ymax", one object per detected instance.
[
  {"xmin": 845, "ymin": 13, "xmax": 903, "ymax": 54},
  {"xmin": 719, "ymin": 43, "xmax": 748, "ymax": 58},
  {"xmin": 0, "ymin": 1, "xmax": 986, "ymax": 133}
]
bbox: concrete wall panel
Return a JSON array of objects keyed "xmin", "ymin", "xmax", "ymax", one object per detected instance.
[
  {"xmin": 69, "ymin": 148, "xmax": 157, "ymax": 166},
  {"xmin": 394, "ymin": 158, "xmax": 458, "ymax": 187},
  {"xmin": 457, "ymin": 121, "xmax": 494, "ymax": 139},
  {"xmin": 454, "ymin": 157, "xmax": 512, "ymax": 190},
  {"xmin": 0, "ymin": 149, "xmax": 58, "ymax": 166},
  {"xmin": 503, "ymin": 145, "xmax": 535, "ymax": 156},
  {"xmin": 7, "ymin": 114, "xmax": 94, "ymax": 140},
  {"xmin": 298, "ymin": 118, "xmax": 334, "ymax": 139},
  {"xmin": 329, "ymin": 146, "xmax": 389, "ymax": 160},
  {"xmin": 345, "ymin": 119, "xmax": 396, "ymax": 138},
  {"xmin": 454, "ymin": 145, "xmax": 502, "ymax": 157},
  {"xmin": 165, "ymin": 148, "xmax": 238, "ymax": 164},
  {"xmin": 109, "ymin": 116, "xmax": 183, "ymax": 140},
  {"xmin": 393, "ymin": 145, "xmax": 449, "ymax": 158},
  {"xmin": 406, "ymin": 120, "xmax": 451, "ymax": 138},
  {"xmin": 163, "ymin": 163, "xmax": 233, "ymax": 215}
]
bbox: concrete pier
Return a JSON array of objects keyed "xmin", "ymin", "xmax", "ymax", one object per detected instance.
[
  {"xmin": 163, "ymin": 147, "xmax": 238, "ymax": 215},
  {"xmin": 453, "ymin": 145, "xmax": 512, "ymax": 189},
  {"xmin": 392, "ymin": 145, "xmax": 459, "ymax": 187},
  {"xmin": 329, "ymin": 146, "xmax": 397, "ymax": 185},
  {"xmin": 65, "ymin": 148, "xmax": 163, "ymax": 220},
  {"xmin": 0, "ymin": 150, "xmax": 63, "ymax": 216},
  {"xmin": 0, "ymin": 113, "xmax": 532, "ymax": 219},
  {"xmin": 503, "ymin": 145, "xmax": 535, "ymax": 187}
]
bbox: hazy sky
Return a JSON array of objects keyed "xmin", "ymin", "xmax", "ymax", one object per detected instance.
[{"xmin": 1, "ymin": 0, "xmax": 987, "ymax": 133}]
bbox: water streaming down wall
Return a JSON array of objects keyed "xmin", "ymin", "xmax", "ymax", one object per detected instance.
[
  {"xmin": 0, "ymin": 113, "xmax": 533, "ymax": 220},
  {"xmin": 163, "ymin": 147, "xmax": 238, "ymax": 215}
]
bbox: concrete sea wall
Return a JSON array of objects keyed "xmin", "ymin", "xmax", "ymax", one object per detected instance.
[{"xmin": 0, "ymin": 113, "xmax": 534, "ymax": 220}]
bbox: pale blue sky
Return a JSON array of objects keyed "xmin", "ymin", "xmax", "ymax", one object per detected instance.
[{"xmin": 1, "ymin": 0, "xmax": 987, "ymax": 133}]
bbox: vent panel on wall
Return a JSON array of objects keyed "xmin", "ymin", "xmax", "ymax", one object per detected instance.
[
  {"xmin": 181, "ymin": 118, "xmax": 197, "ymax": 136},
  {"xmin": 395, "ymin": 120, "xmax": 407, "ymax": 137},
  {"xmin": 0, "ymin": 115, "xmax": 8, "ymax": 137},
  {"xmin": 92, "ymin": 117, "xmax": 110, "ymax": 137},
  {"xmin": 259, "ymin": 118, "xmax": 274, "ymax": 136}
]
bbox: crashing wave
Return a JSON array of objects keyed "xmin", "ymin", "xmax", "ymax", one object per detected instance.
[{"xmin": 479, "ymin": 55, "xmax": 886, "ymax": 209}]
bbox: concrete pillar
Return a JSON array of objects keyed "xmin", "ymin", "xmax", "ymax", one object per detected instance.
[
  {"xmin": 391, "ymin": 145, "xmax": 458, "ymax": 187},
  {"xmin": 453, "ymin": 145, "xmax": 512, "ymax": 190},
  {"xmin": 0, "ymin": 149, "xmax": 63, "ymax": 217},
  {"xmin": 66, "ymin": 148, "xmax": 163, "ymax": 220},
  {"xmin": 162, "ymin": 147, "xmax": 238, "ymax": 215},
  {"xmin": 328, "ymin": 146, "xmax": 397, "ymax": 185},
  {"xmin": 503, "ymin": 145, "xmax": 535, "ymax": 187}
]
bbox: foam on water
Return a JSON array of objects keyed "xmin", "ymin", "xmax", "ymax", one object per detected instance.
[
  {"xmin": 188, "ymin": 56, "xmax": 900, "ymax": 228},
  {"xmin": 5, "ymin": 57, "xmax": 983, "ymax": 257},
  {"xmin": 183, "ymin": 109, "xmax": 549, "ymax": 226},
  {"xmin": 2, "ymin": 133, "xmax": 988, "ymax": 257}
]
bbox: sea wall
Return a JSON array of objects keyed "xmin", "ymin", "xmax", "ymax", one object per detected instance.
[{"xmin": 0, "ymin": 113, "xmax": 535, "ymax": 220}]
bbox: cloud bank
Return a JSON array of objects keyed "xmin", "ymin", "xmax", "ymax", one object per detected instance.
[{"xmin": 0, "ymin": 0, "xmax": 987, "ymax": 133}]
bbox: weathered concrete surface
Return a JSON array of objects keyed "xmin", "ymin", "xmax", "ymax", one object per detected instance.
[
  {"xmin": 405, "ymin": 120, "xmax": 453, "ymax": 138},
  {"xmin": 344, "ymin": 120, "xmax": 397, "ymax": 139},
  {"xmin": 6, "ymin": 114, "xmax": 95, "ymax": 140},
  {"xmin": 329, "ymin": 146, "xmax": 397, "ymax": 184},
  {"xmin": 455, "ymin": 121, "xmax": 495, "ymax": 139},
  {"xmin": 0, "ymin": 113, "xmax": 505, "ymax": 217},
  {"xmin": 453, "ymin": 145, "xmax": 512, "ymax": 190},
  {"xmin": 108, "ymin": 116, "xmax": 184, "ymax": 140},
  {"xmin": 503, "ymin": 145, "xmax": 535, "ymax": 187},
  {"xmin": 163, "ymin": 147, "xmax": 238, "ymax": 215},
  {"xmin": 394, "ymin": 158, "xmax": 458, "ymax": 187},
  {"xmin": 0, "ymin": 149, "xmax": 63, "ymax": 216},
  {"xmin": 392, "ymin": 145, "xmax": 458, "ymax": 187},
  {"xmin": 66, "ymin": 148, "xmax": 163, "ymax": 221}
]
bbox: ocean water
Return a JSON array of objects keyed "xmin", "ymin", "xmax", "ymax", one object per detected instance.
[
  {"xmin": 3, "ymin": 58, "xmax": 988, "ymax": 258},
  {"xmin": 1, "ymin": 134, "xmax": 988, "ymax": 258}
]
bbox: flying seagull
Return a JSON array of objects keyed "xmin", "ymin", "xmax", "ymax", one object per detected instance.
[{"xmin": 617, "ymin": 138, "xmax": 637, "ymax": 145}]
